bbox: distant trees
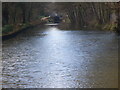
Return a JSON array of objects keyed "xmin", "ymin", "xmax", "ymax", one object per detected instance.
[
  {"xmin": 55, "ymin": 2, "xmax": 119, "ymax": 30},
  {"xmin": 104, "ymin": 2, "xmax": 120, "ymax": 32},
  {"xmin": 2, "ymin": 2, "xmax": 120, "ymax": 31},
  {"xmin": 2, "ymin": 3, "xmax": 9, "ymax": 25},
  {"xmin": 2, "ymin": 2, "xmax": 46, "ymax": 26}
]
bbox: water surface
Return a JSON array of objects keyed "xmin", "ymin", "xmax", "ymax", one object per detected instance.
[{"xmin": 2, "ymin": 26, "xmax": 118, "ymax": 88}]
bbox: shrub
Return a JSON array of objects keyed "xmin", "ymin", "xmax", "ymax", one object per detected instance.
[{"xmin": 2, "ymin": 25, "xmax": 14, "ymax": 34}]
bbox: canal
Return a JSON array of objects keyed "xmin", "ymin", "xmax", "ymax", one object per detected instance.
[{"xmin": 2, "ymin": 25, "xmax": 118, "ymax": 88}]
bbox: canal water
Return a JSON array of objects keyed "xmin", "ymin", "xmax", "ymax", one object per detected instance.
[{"xmin": 2, "ymin": 25, "xmax": 118, "ymax": 88}]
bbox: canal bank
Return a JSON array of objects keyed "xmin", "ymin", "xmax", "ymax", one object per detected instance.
[{"xmin": 2, "ymin": 20, "xmax": 45, "ymax": 40}]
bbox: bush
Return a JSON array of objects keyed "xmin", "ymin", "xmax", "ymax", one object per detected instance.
[
  {"xmin": 2, "ymin": 25, "xmax": 14, "ymax": 34},
  {"xmin": 103, "ymin": 23, "xmax": 118, "ymax": 31},
  {"xmin": 22, "ymin": 23, "xmax": 31, "ymax": 28}
]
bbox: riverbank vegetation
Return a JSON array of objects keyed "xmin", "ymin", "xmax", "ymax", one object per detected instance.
[
  {"xmin": 55, "ymin": 2, "xmax": 119, "ymax": 31},
  {"xmin": 2, "ymin": 2, "xmax": 47, "ymax": 36},
  {"xmin": 2, "ymin": 2, "xmax": 120, "ymax": 36}
]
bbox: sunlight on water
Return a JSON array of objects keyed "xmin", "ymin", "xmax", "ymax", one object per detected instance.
[
  {"xmin": 48, "ymin": 27, "xmax": 60, "ymax": 33},
  {"xmin": 2, "ymin": 26, "xmax": 118, "ymax": 88},
  {"xmin": 46, "ymin": 27, "xmax": 65, "ymax": 40}
]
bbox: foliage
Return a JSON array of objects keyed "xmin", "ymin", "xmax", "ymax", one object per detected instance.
[
  {"xmin": 2, "ymin": 2, "xmax": 120, "ymax": 33},
  {"xmin": 55, "ymin": 2, "xmax": 119, "ymax": 31},
  {"xmin": 103, "ymin": 23, "xmax": 118, "ymax": 31},
  {"xmin": 2, "ymin": 25, "xmax": 14, "ymax": 34}
]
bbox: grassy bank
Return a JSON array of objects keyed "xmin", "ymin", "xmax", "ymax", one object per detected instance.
[
  {"xmin": 2, "ymin": 23, "xmax": 30, "ymax": 36},
  {"xmin": 2, "ymin": 19, "xmax": 44, "ymax": 37}
]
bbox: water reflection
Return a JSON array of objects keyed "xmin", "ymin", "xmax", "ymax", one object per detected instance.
[{"xmin": 2, "ymin": 26, "xmax": 118, "ymax": 88}]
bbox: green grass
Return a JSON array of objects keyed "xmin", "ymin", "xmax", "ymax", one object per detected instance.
[
  {"xmin": 2, "ymin": 25, "xmax": 14, "ymax": 34},
  {"xmin": 2, "ymin": 23, "xmax": 31, "ymax": 35},
  {"xmin": 22, "ymin": 23, "xmax": 31, "ymax": 28}
]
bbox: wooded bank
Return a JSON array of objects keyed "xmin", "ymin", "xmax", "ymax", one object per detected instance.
[{"xmin": 2, "ymin": 2, "xmax": 120, "ymax": 36}]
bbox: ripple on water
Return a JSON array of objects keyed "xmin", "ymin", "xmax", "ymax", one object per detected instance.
[{"xmin": 2, "ymin": 27, "xmax": 118, "ymax": 88}]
